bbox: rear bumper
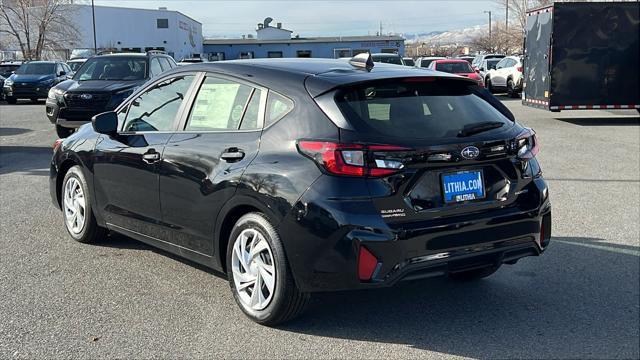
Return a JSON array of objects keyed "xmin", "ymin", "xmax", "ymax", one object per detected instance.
[{"xmin": 280, "ymin": 175, "xmax": 551, "ymax": 292}]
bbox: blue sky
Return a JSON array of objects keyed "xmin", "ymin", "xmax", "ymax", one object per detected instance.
[{"xmin": 94, "ymin": 0, "xmax": 501, "ymax": 38}]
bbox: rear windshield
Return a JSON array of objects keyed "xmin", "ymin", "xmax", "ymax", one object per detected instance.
[
  {"xmin": 403, "ymin": 59, "xmax": 415, "ymax": 66},
  {"xmin": 435, "ymin": 62, "xmax": 473, "ymax": 74},
  {"xmin": 74, "ymin": 56, "xmax": 147, "ymax": 81},
  {"xmin": 335, "ymin": 79, "xmax": 512, "ymax": 139},
  {"xmin": 15, "ymin": 63, "xmax": 55, "ymax": 75},
  {"xmin": 373, "ymin": 56, "xmax": 403, "ymax": 65}
]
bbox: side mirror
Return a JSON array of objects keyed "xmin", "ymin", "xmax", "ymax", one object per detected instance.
[
  {"xmin": 475, "ymin": 68, "xmax": 481, "ymax": 73},
  {"xmin": 57, "ymin": 71, "xmax": 66, "ymax": 77},
  {"xmin": 92, "ymin": 111, "xmax": 118, "ymax": 136}
]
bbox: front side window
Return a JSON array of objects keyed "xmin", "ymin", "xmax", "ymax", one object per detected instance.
[
  {"xmin": 74, "ymin": 57, "xmax": 147, "ymax": 81},
  {"xmin": 150, "ymin": 58, "xmax": 163, "ymax": 77},
  {"xmin": 335, "ymin": 79, "xmax": 512, "ymax": 140},
  {"xmin": 123, "ymin": 75, "xmax": 194, "ymax": 132},
  {"xmin": 185, "ymin": 76, "xmax": 256, "ymax": 131}
]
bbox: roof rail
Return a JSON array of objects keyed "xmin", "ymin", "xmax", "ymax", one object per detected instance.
[
  {"xmin": 146, "ymin": 50, "xmax": 167, "ymax": 55},
  {"xmin": 349, "ymin": 52, "xmax": 374, "ymax": 72}
]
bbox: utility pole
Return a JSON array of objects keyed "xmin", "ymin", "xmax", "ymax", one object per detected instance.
[
  {"xmin": 379, "ymin": 21, "xmax": 382, "ymax": 36},
  {"xmin": 506, "ymin": 0, "xmax": 509, "ymax": 32},
  {"xmin": 92, "ymin": 0, "xmax": 97, "ymax": 53},
  {"xmin": 484, "ymin": 11, "xmax": 492, "ymax": 52}
]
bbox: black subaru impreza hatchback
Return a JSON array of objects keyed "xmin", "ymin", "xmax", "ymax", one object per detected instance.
[{"xmin": 50, "ymin": 55, "xmax": 551, "ymax": 325}]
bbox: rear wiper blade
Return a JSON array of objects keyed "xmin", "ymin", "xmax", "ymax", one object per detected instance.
[{"xmin": 457, "ymin": 121, "xmax": 504, "ymax": 137}]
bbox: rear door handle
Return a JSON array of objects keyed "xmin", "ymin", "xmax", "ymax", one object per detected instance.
[
  {"xmin": 221, "ymin": 148, "xmax": 245, "ymax": 162},
  {"xmin": 142, "ymin": 148, "xmax": 161, "ymax": 164}
]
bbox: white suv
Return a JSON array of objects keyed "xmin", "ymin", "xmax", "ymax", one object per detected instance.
[{"xmin": 485, "ymin": 56, "xmax": 523, "ymax": 98}]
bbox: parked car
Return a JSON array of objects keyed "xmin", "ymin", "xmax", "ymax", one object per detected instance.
[
  {"xmin": 46, "ymin": 51, "xmax": 178, "ymax": 137},
  {"xmin": 66, "ymin": 58, "xmax": 87, "ymax": 74},
  {"xmin": 402, "ymin": 57, "xmax": 415, "ymax": 66},
  {"xmin": 370, "ymin": 53, "xmax": 403, "ymax": 65},
  {"xmin": 0, "ymin": 60, "xmax": 23, "ymax": 78},
  {"xmin": 477, "ymin": 58, "xmax": 502, "ymax": 82},
  {"xmin": 485, "ymin": 55, "xmax": 523, "ymax": 97},
  {"xmin": 471, "ymin": 54, "xmax": 505, "ymax": 71},
  {"xmin": 177, "ymin": 57, "xmax": 206, "ymax": 66},
  {"xmin": 50, "ymin": 57, "xmax": 550, "ymax": 326},
  {"xmin": 414, "ymin": 56, "xmax": 445, "ymax": 68},
  {"xmin": 3, "ymin": 61, "xmax": 71, "ymax": 104},
  {"xmin": 0, "ymin": 75, "xmax": 4, "ymax": 100},
  {"xmin": 428, "ymin": 59, "xmax": 483, "ymax": 86}
]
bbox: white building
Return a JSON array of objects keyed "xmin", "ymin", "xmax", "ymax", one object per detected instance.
[{"xmin": 70, "ymin": 5, "xmax": 202, "ymax": 60}]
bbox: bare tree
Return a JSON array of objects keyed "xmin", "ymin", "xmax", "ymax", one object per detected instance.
[{"xmin": 0, "ymin": 0, "xmax": 79, "ymax": 60}]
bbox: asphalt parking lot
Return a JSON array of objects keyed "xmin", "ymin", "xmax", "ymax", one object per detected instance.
[{"xmin": 0, "ymin": 98, "xmax": 638, "ymax": 359}]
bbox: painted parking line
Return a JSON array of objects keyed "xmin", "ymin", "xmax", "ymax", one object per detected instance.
[{"xmin": 555, "ymin": 240, "xmax": 640, "ymax": 257}]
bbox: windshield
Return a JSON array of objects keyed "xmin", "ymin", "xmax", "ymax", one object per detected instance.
[
  {"xmin": 67, "ymin": 62, "xmax": 85, "ymax": 72},
  {"xmin": 15, "ymin": 63, "xmax": 55, "ymax": 75},
  {"xmin": 373, "ymin": 56, "xmax": 403, "ymax": 65},
  {"xmin": 74, "ymin": 57, "xmax": 147, "ymax": 81},
  {"xmin": 486, "ymin": 59, "xmax": 500, "ymax": 70},
  {"xmin": 335, "ymin": 79, "xmax": 512, "ymax": 139},
  {"xmin": 0, "ymin": 65, "xmax": 20, "ymax": 76},
  {"xmin": 435, "ymin": 62, "xmax": 473, "ymax": 74}
]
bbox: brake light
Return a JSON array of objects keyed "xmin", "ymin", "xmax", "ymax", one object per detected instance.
[
  {"xmin": 515, "ymin": 128, "xmax": 539, "ymax": 160},
  {"xmin": 53, "ymin": 138, "xmax": 63, "ymax": 152},
  {"xmin": 358, "ymin": 246, "xmax": 379, "ymax": 281},
  {"xmin": 297, "ymin": 141, "xmax": 409, "ymax": 177}
]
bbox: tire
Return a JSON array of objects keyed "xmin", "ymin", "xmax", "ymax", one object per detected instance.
[
  {"xmin": 56, "ymin": 124, "xmax": 74, "ymax": 138},
  {"xmin": 485, "ymin": 78, "xmax": 494, "ymax": 93},
  {"xmin": 61, "ymin": 166, "xmax": 107, "ymax": 243},
  {"xmin": 449, "ymin": 265, "xmax": 500, "ymax": 281},
  {"xmin": 507, "ymin": 79, "xmax": 519, "ymax": 98},
  {"xmin": 226, "ymin": 212, "xmax": 309, "ymax": 326},
  {"xmin": 6, "ymin": 96, "xmax": 16, "ymax": 104}
]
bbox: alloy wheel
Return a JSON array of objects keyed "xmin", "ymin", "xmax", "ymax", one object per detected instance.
[
  {"xmin": 63, "ymin": 177, "xmax": 86, "ymax": 234},
  {"xmin": 231, "ymin": 228, "xmax": 276, "ymax": 311}
]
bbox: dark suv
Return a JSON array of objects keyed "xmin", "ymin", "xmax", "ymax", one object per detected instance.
[
  {"xmin": 3, "ymin": 61, "xmax": 71, "ymax": 104},
  {"xmin": 50, "ymin": 57, "xmax": 551, "ymax": 325},
  {"xmin": 46, "ymin": 52, "xmax": 177, "ymax": 137}
]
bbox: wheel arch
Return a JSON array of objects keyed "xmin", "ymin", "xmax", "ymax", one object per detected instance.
[
  {"xmin": 214, "ymin": 195, "xmax": 284, "ymax": 273},
  {"xmin": 55, "ymin": 156, "xmax": 81, "ymax": 207}
]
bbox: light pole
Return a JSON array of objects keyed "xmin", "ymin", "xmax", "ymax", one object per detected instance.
[
  {"xmin": 484, "ymin": 10, "xmax": 492, "ymax": 52},
  {"xmin": 91, "ymin": 0, "xmax": 97, "ymax": 53}
]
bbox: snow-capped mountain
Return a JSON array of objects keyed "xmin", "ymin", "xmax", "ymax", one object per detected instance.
[{"xmin": 404, "ymin": 24, "xmax": 488, "ymax": 45}]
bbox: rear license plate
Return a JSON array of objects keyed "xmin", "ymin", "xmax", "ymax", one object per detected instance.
[{"xmin": 442, "ymin": 170, "xmax": 485, "ymax": 203}]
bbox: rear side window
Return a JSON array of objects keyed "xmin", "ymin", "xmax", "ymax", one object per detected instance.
[
  {"xmin": 185, "ymin": 76, "xmax": 255, "ymax": 131},
  {"xmin": 150, "ymin": 58, "xmax": 163, "ymax": 77},
  {"xmin": 158, "ymin": 57, "xmax": 171, "ymax": 71},
  {"xmin": 335, "ymin": 79, "xmax": 512, "ymax": 139},
  {"xmin": 265, "ymin": 92, "xmax": 293, "ymax": 127}
]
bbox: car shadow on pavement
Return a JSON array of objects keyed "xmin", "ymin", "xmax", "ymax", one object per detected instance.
[
  {"xmin": 279, "ymin": 236, "xmax": 639, "ymax": 359},
  {"xmin": 0, "ymin": 145, "xmax": 51, "ymax": 176},
  {"xmin": 0, "ymin": 127, "xmax": 32, "ymax": 136},
  {"xmin": 555, "ymin": 117, "xmax": 640, "ymax": 126}
]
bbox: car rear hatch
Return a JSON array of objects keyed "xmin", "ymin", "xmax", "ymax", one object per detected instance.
[{"xmin": 310, "ymin": 76, "xmax": 543, "ymax": 252}]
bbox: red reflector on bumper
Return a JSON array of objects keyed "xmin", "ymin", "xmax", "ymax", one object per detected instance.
[{"xmin": 358, "ymin": 246, "xmax": 378, "ymax": 281}]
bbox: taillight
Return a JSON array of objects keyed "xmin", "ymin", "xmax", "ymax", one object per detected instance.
[
  {"xmin": 358, "ymin": 246, "xmax": 379, "ymax": 281},
  {"xmin": 517, "ymin": 66, "xmax": 523, "ymax": 72},
  {"xmin": 53, "ymin": 138, "xmax": 63, "ymax": 152},
  {"xmin": 515, "ymin": 128, "xmax": 539, "ymax": 160},
  {"xmin": 297, "ymin": 141, "xmax": 409, "ymax": 177}
]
